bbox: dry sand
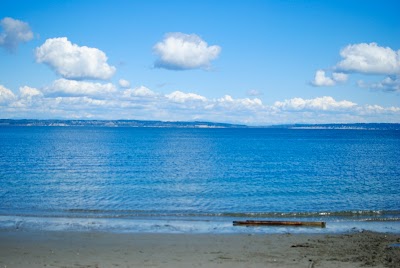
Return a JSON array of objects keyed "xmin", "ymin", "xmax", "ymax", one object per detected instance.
[{"xmin": 0, "ymin": 230, "xmax": 399, "ymax": 268}]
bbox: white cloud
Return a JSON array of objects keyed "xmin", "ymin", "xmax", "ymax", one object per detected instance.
[
  {"xmin": 123, "ymin": 86, "xmax": 157, "ymax": 98},
  {"xmin": 274, "ymin": 96, "xmax": 356, "ymax": 111},
  {"xmin": 53, "ymin": 96, "xmax": 108, "ymax": 107},
  {"xmin": 311, "ymin": 70, "xmax": 348, "ymax": 86},
  {"xmin": 154, "ymin": 32, "xmax": 221, "ymax": 70},
  {"xmin": 160, "ymin": 94, "xmax": 264, "ymax": 123},
  {"xmin": 214, "ymin": 95, "xmax": 263, "ymax": 110},
  {"xmin": 313, "ymin": 43, "xmax": 400, "ymax": 92},
  {"xmin": 19, "ymin": 86, "xmax": 43, "ymax": 98},
  {"xmin": 356, "ymin": 104, "xmax": 400, "ymax": 116},
  {"xmin": 336, "ymin": 43, "xmax": 400, "ymax": 75},
  {"xmin": 46, "ymin": 78, "xmax": 116, "ymax": 97},
  {"xmin": 312, "ymin": 70, "xmax": 335, "ymax": 86},
  {"xmin": 35, "ymin": 37, "xmax": 116, "ymax": 80},
  {"xmin": 218, "ymin": 95, "xmax": 234, "ymax": 103},
  {"xmin": 165, "ymin": 91, "xmax": 207, "ymax": 103},
  {"xmin": 364, "ymin": 104, "xmax": 385, "ymax": 113},
  {"xmin": 332, "ymin": 72, "xmax": 348, "ymax": 82},
  {"xmin": 0, "ymin": 85, "xmax": 16, "ymax": 103},
  {"xmin": 358, "ymin": 76, "xmax": 400, "ymax": 92},
  {"xmin": 0, "ymin": 17, "xmax": 33, "ymax": 52},
  {"xmin": 118, "ymin": 79, "xmax": 130, "ymax": 88},
  {"xmin": 8, "ymin": 86, "xmax": 44, "ymax": 109}
]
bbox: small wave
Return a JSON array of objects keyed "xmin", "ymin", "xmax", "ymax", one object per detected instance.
[
  {"xmin": 183, "ymin": 210, "xmax": 400, "ymax": 219},
  {"xmin": 362, "ymin": 218, "xmax": 400, "ymax": 222},
  {"xmin": 2, "ymin": 209, "xmax": 399, "ymax": 220}
]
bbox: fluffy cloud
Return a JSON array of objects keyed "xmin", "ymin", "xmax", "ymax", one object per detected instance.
[
  {"xmin": 35, "ymin": 37, "xmax": 116, "ymax": 80},
  {"xmin": 52, "ymin": 96, "xmax": 108, "ymax": 107},
  {"xmin": 336, "ymin": 43, "xmax": 400, "ymax": 75},
  {"xmin": 332, "ymin": 72, "xmax": 348, "ymax": 82},
  {"xmin": 160, "ymin": 94, "xmax": 265, "ymax": 123},
  {"xmin": 0, "ymin": 85, "xmax": 16, "ymax": 103},
  {"xmin": 274, "ymin": 96, "xmax": 356, "ymax": 111},
  {"xmin": 46, "ymin": 78, "xmax": 116, "ymax": 97},
  {"xmin": 312, "ymin": 70, "xmax": 335, "ymax": 86},
  {"xmin": 8, "ymin": 86, "xmax": 44, "ymax": 109},
  {"xmin": 0, "ymin": 17, "xmax": 33, "ymax": 52},
  {"xmin": 356, "ymin": 104, "xmax": 400, "ymax": 116},
  {"xmin": 165, "ymin": 91, "xmax": 207, "ymax": 103},
  {"xmin": 313, "ymin": 43, "xmax": 400, "ymax": 92},
  {"xmin": 358, "ymin": 76, "xmax": 400, "ymax": 92},
  {"xmin": 154, "ymin": 32, "xmax": 221, "ymax": 70},
  {"xmin": 214, "ymin": 95, "xmax": 263, "ymax": 110},
  {"xmin": 123, "ymin": 86, "xmax": 157, "ymax": 98},
  {"xmin": 118, "ymin": 79, "xmax": 130, "ymax": 88},
  {"xmin": 311, "ymin": 70, "xmax": 348, "ymax": 86},
  {"xmin": 19, "ymin": 86, "xmax": 43, "ymax": 98}
]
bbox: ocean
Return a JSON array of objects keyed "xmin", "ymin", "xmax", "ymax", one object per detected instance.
[{"xmin": 1, "ymin": 126, "xmax": 399, "ymax": 233}]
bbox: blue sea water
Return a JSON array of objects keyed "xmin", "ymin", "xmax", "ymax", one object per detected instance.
[{"xmin": 0, "ymin": 126, "xmax": 399, "ymax": 233}]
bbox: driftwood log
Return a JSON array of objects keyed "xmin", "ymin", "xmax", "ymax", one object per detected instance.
[{"xmin": 233, "ymin": 220, "xmax": 326, "ymax": 228}]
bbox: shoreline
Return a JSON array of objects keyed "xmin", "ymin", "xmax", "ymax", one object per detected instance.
[
  {"xmin": 1, "ymin": 229, "xmax": 399, "ymax": 267},
  {"xmin": 2, "ymin": 214, "xmax": 400, "ymax": 234}
]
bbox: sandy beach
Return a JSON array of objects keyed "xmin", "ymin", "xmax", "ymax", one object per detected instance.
[{"xmin": 0, "ymin": 230, "xmax": 399, "ymax": 268}]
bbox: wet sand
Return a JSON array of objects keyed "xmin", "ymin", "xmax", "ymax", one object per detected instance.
[{"xmin": 0, "ymin": 230, "xmax": 399, "ymax": 267}]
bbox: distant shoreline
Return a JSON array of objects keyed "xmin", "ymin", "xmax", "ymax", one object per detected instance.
[
  {"xmin": 1, "ymin": 119, "xmax": 399, "ymax": 129},
  {"xmin": 0, "ymin": 119, "xmax": 247, "ymax": 128}
]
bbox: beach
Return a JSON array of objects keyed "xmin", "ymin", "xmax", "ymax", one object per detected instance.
[{"xmin": 0, "ymin": 230, "xmax": 399, "ymax": 268}]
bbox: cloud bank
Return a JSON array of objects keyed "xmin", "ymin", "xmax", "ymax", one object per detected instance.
[
  {"xmin": 154, "ymin": 32, "xmax": 221, "ymax": 70},
  {"xmin": 35, "ymin": 37, "xmax": 116, "ymax": 80},
  {"xmin": 0, "ymin": 17, "xmax": 33, "ymax": 52},
  {"xmin": 2, "ymin": 80, "xmax": 399, "ymax": 124}
]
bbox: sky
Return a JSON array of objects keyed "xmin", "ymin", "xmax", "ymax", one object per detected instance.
[{"xmin": 0, "ymin": 0, "xmax": 399, "ymax": 125}]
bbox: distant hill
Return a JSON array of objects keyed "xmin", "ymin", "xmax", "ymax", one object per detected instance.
[
  {"xmin": 0, "ymin": 119, "xmax": 247, "ymax": 128},
  {"xmin": 0, "ymin": 119, "xmax": 399, "ymax": 130}
]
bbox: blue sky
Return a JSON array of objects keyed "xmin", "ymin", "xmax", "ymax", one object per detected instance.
[{"xmin": 1, "ymin": 0, "xmax": 399, "ymax": 124}]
